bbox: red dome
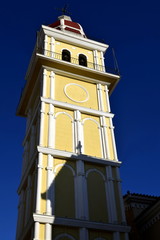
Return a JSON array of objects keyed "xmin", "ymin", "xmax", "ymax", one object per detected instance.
[{"xmin": 48, "ymin": 15, "xmax": 86, "ymax": 38}]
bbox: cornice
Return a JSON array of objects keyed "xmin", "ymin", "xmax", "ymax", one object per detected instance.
[
  {"xmin": 41, "ymin": 25, "xmax": 109, "ymax": 52},
  {"xmin": 37, "ymin": 146, "xmax": 121, "ymax": 166}
]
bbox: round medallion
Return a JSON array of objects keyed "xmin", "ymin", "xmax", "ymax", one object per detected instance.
[{"xmin": 64, "ymin": 83, "xmax": 89, "ymax": 103}]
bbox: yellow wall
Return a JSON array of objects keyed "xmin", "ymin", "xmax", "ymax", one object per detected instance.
[
  {"xmin": 89, "ymin": 229, "xmax": 113, "ymax": 240},
  {"xmin": 52, "ymin": 226, "xmax": 78, "ymax": 240},
  {"xmin": 55, "ymin": 74, "xmax": 98, "ymax": 110}
]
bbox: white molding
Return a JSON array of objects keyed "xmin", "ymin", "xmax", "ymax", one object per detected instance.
[
  {"xmin": 113, "ymin": 232, "xmax": 120, "ymax": 240},
  {"xmin": 86, "ymin": 168, "xmax": 105, "ymax": 180},
  {"xmin": 42, "ymin": 68, "xmax": 47, "ymax": 97},
  {"xmin": 35, "ymin": 153, "xmax": 43, "ymax": 214},
  {"xmin": 45, "ymin": 223, "xmax": 52, "ymax": 240},
  {"xmin": 33, "ymin": 214, "xmax": 130, "ymax": 232},
  {"xmin": 50, "ymin": 37, "xmax": 55, "ymax": 58},
  {"xmin": 46, "ymin": 154, "xmax": 54, "ymax": 215},
  {"xmin": 48, "ymin": 104, "xmax": 54, "ymax": 148},
  {"xmin": 54, "ymin": 163, "xmax": 75, "ymax": 177},
  {"xmin": 100, "ymin": 51, "xmax": 105, "ymax": 72},
  {"xmin": 37, "ymin": 146, "xmax": 122, "ymax": 166},
  {"xmin": 43, "ymin": 65, "xmax": 117, "ymax": 86},
  {"xmin": 34, "ymin": 222, "xmax": 40, "ymax": 240},
  {"xmin": 42, "ymin": 26, "xmax": 109, "ymax": 52},
  {"xmin": 104, "ymin": 85, "xmax": 111, "ymax": 112},
  {"xmin": 80, "ymin": 228, "xmax": 88, "ymax": 240},
  {"xmin": 41, "ymin": 97, "xmax": 114, "ymax": 118},
  {"xmin": 105, "ymin": 166, "xmax": 117, "ymax": 223},
  {"xmin": 33, "ymin": 213, "xmax": 55, "ymax": 224},
  {"xmin": 39, "ymin": 101, "xmax": 45, "ymax": 146},
  {"xmin": 54, "ymin": 233, "xmax": 75, "ymax": 240},
  {"xmin": 50, "ymin": 71, "xmax": 55, "ymax": 99},
  {"xmin": 109, "ymin": 118, "xmax": 118, "ymax": 160},
  {"xmin": 64, "ymin": 83, "xmax": 89, "ymax": 103}
]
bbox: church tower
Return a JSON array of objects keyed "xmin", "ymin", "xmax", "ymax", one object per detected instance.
[{"xmin": 16, "ymin": 15, "xmax": 130, "ymax": 240}]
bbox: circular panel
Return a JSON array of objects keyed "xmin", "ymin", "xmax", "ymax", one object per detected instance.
[{"xmin": 64, "ymin": 83, "xmax": 89, "ymax": 103}]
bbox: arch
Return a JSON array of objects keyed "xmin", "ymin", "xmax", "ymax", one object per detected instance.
[
  {"xmin": 55, "ymin": 112, "xmax": 74, "ymax": 152},
  {"xmin": 55, "ymin": 164, "xmax": 75, "ymax": 218},
  {"xmin": 54, "ymin": 163, "xmax": 75, "ymax": 177},
  {"xmin": 82, "ymin": 117, "xmax": 100, "ymax": 127},
  {"xmin": 62, "ymin": 49, "xmax": 71, "ymax": 62},
  {"xmin": 54, "ymin": 233, "xmax": 76, "ymax": 240},
  {"xmin": 79, "ymin": 54, "xmax": 87, "ymax": 67},
  {"xmin": 55, "ymin": 111, "xmax": 73, "ymax": 121},
  {"xmin": 82, "ymin": 118, "xmax": 102, "ymax": 157},
  {"xmin": 87, "ymin": 170, "xmax": 108, "ymax": 222},
  {"xmin": 86, "ymin": 168, "xmax": 105, "ymax": 180}
]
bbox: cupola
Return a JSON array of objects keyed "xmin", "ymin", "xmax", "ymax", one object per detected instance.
[{"xmin": 48, "ymin": 15, "xmax": 86, "ymax": 38}]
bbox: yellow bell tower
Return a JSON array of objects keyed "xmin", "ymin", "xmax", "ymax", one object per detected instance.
[{"xmin": 16, "ymin": 15, "xmax": 130, "ymax": 240}]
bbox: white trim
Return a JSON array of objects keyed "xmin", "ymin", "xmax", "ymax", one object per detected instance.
[
  {"xmin": 37, "ymin": 146, "xmax": 122, "ymax": 166},
  {"xmin": 55, "ymin": 111, "xmax": 73, "ymax": 120},
  {"xmin": 48, "ymin": 104, "xmax": 54, "ymax": 148},
  {"xmin": 33, "ymin": 213, "xmax": 55, "ymax": 224},
  {"xmin": 46, "ymin": 154, "xmax": 54, "ymax": 215},
  {"xmin": 64, "ymin": 83, "xmax": 89, "ymax": 103},
  {"xmin": 54, "ymin": 233, "xmax": 75, "ymax": 240},
  {"xmin": 44, "ymin": 35, "xmax": 48, "ymax": 56},
  {"xmin": 54, "ymin": 163, "xmax": 75, "ymax": 176},
  {"xmin": 109, "ymin": 118, "xmax": 118, "ymax": 160},
  {"xmin": 50, "ymin": 71, "xmax": 55, "ymax": 99},
  {"xmin": 97, "ymin": 83, "xmax": 103, "ymax": 111},
  {"xmin": 39, "ymin": 101, "xmax": 45, "ymax": 146},
  {"xmin": 35, "ymin": 153, "xmax": 43, "ymax": 214},
  {"xmin": 80, "ymin": 228, "xmax": 88, "ymax": 240},
  {"xmin": 82, "ymin": 117, "xmax": 100, "ymax": 126},
  {"xmin": 104, "ymin": 85, "xmax": 111, "ymax": 112},
  {"xmin": 86, "ymin": 168, "xmax": 105, "ymax": 180},
  {"xmin": 100, "ymin": 51, "xmax": 105, "ymax": 72},
  {"xmin": 33, "ymin": 221, "xmax": 40, "ymax": 240},
  {"xmin": 42, "ymin": 25, "xmax": 109, "ymax": 52},
  {"xmin": 42, "ymin": 68, "xmax": 47, "ymax": 97},
  {"xmin": 106, "ymin": 166, "xmax": 117, "ymax": 223},
  {"xmin": 93, "ymin": 50, "xmax": 99, "ymax": 70},
  {"xmin": 113, "ymin": 232, "xmax": 120, "ymax": 240},
  {"xmin": 43, "ymin": 65, "xmax": 118, "ymax": 86},
  {"xmin": 41, "ymin": 97, "xmax": 114, "ymax": 118},
  {"xmin": 100, "ymin": 116, "xmax": 110, "ymax": 159},
  {"xmin": 115, "ymin": 167, "xmax": 126, "ymax": 223},
  {"xmin": 50, "ymin": 37, "xmax": 55, "ymax": 58},
  {"xmin": 45, "ymin": 223, "xmax": 52, "ymax": 240}
]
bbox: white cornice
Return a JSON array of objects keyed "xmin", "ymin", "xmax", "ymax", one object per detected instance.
[
  {"xmin": 41, "ymin": 97, "xmax": 114, "ymax": 118},
  {"xmin": 41, "ymin": 25, "xmax": 109, "ymax": 52},
  {"xmin": 33, "ymin": 213, "xmax": 130, "ymax": 232},
  {"xmin": 37, "ymin": 146, "xmax": 121, "ymax": 166}
]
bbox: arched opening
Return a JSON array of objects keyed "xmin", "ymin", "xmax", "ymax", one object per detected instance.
[
  {"xmin": 62, "ymin": 49, "xmax": 71, "ymax": 62},
  {"xmin": 79, "ymin": 54, "xmax": 87, "ymax": 67}
]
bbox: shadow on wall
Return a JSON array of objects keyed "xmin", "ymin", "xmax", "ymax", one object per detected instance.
[{"xmin": 41, "ymin": 141, "xmax": 109, "ymax": 240}]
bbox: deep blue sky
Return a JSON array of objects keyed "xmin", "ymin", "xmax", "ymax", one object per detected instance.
[{"xmin": 0, "ymin": 0, "xmax": 160, "ymax": 239}]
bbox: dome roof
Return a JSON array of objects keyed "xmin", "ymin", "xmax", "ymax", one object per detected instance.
[{"xmin": 48, "ymin": 15, "xmax": 86, "ymax": 38}]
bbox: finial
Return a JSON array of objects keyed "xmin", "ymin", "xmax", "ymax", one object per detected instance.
[{"xmin": 55, "ymin": 4, "xmax": 72, "ymax": 16}]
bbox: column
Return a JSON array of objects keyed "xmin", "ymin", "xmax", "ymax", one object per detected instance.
[
  {"xmin": 97, "ymin": 83, "xmax": 103, "ymax": 111},
  {"xmin": 45, "ymin": 223, "xmax": 52, "ymax": 240},
  {"xmin": 80, "ymin": 228, "xmax": 88, "ymax": 240},
  {"xmin": 50, "ymin": 71, "xmax": 55, "ymax": 100},
  {"xmin": 104, "ymin": 85, "xmax": 111, "ymax": 113},
  {"xmin": 35, "ymin": 153, "xmax": 43, "ymax": 214},
  {"xmin": 48, "ymin": 104, "xmax": 55, "ymax": 148},
  {"xmin": 44, "ymin": 35, "xmax": 48, "ymax": 56},
  {"xmin": 109, "ymin": 118, "xmax": 118, "ymax": 160},
  {"xmin": 105, "ymin": 166, "xmax": 117, "ymax": 223},
  {"xmin": 33, "ymin": 222, "xmax": 40, "ymax": 240},
  {"xmin": 76, "ymin": 160, "xmax": 88, "ymax": 220},
  {"xmin": 100, "ymin": 51, "xmax": 105, "ymax": 72},
  {"xmin": 115, "ymin": 167, "xmax": 126, "ymax": 223},
  {"xmin": 24, "ymin": 175, "xmax": 32, "ymax": 225},
  {"xmin": 46, "ymin": 154, "xmax": 54, "ymax": 215},
  {"xmin": 113, "ymin": 232, "xmax": 120, "ymax": 240},
  {"xmin": 50, "ymin": 37, "xmax": 55, "ymax": 58},
  {"xmin": 93, "ymin": 50, "xmax": 99, "ymax": 70},
  {"xmin": 100, "ymin": 116, "xmax": 110, "ymax": 159}
]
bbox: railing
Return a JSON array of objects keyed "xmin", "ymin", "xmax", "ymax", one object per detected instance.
[{"xmin": 37, "ymin": 48, "xmax": 119, "ymax": 75}]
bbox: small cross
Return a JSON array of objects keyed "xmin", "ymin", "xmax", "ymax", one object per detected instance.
[{"xmin": 56, "ymin": 4, "xmax": 71, "ymax": 15}]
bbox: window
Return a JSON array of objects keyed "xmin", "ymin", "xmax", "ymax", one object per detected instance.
[
  {"xmin": 62, "ymin": 49, "xmax": 71, "ymax": 62},
  {"xmin": 79, "ymin": 54, "xmax": 87, "ymax": 67}
]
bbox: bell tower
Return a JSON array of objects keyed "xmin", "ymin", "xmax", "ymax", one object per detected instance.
[{"xmin": 16, "ymin": 15, "xmax": 130, "ymax": 240}]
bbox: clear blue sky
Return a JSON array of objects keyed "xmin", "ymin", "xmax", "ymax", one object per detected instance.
[{"xmin": 0, "ymin": 0, "xmax": 160, "ymax": 239}]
